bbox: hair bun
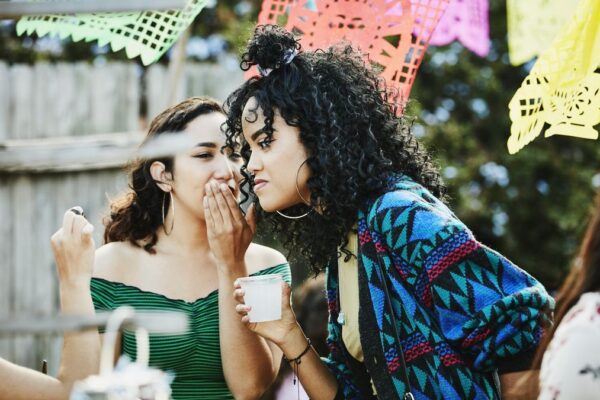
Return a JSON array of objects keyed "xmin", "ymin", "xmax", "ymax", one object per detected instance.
[{"xmin": 243, "ymin": 25, "xmax": 300, "ymax": 72}]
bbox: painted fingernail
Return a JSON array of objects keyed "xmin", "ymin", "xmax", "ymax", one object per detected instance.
[
  {"xmin": 203, "ymin": 196, "xmax": 208, "ymax": 206},
  {"xmin": 220, "ymin": 183, "xmax": 228, "ymax": 192}
]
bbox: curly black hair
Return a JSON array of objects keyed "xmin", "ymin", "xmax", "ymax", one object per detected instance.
[{"xmin": 225, "ymin": 25, "xmax": 445, "ymax": 273}]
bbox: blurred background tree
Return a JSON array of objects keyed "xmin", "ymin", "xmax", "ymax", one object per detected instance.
[
  {"xmin": 1, "ymin": 0, "xmax": 598, "ymax": 289},
  {"xmin": 410, "ymin": 0, "xmax": 600, "ymax": 289}
]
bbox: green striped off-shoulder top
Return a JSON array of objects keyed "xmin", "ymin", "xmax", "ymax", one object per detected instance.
[{"xmin": 90, "ymin": 263, "xmax": 291, "ymax": 400}]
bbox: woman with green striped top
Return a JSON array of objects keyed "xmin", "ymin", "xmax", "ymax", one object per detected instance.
[{"xmin": 91, "ymin": 97, "xmax": 291, "ymax": 399}]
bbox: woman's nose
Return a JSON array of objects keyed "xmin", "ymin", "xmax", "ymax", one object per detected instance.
[
  {"xmin": 247, "ymin": 151, "xmax": 261, "ymax": 174},
  {"xmin": 214, "ymin": 155, "xmax": 235, "ymax": 180}
]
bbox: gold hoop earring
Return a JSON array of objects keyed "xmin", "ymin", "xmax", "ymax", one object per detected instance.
[
  {"xmin": 276, "ymin": 159, "xmax": 314, "ymax": 220},
  {"xmin": 162, "ymin": 191, "xmax": 175, "ymax": 235}
]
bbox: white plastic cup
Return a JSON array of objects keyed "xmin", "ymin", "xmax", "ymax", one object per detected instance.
[{"xmin": 238, "ymin": 274, "xmax": 283, "ymax": 323}]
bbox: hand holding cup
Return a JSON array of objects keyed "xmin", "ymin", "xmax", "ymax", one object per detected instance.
[{"xmin": 233, "ymin": 278, "xmax": 301, "ymax": 346}]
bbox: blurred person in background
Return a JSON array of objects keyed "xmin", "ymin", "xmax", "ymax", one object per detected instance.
[
  {"xmin": 535, "ymin": 190, "xmax": 600, "ymax": 399},
  {"xmin": 1, "ymin": 207, "xmax": 99, "ymax": 400}
]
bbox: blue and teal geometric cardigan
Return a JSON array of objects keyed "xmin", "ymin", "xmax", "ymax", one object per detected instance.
[{"xmin": 323, "ymin": 176, "xmax": 554, "ymax": 399}]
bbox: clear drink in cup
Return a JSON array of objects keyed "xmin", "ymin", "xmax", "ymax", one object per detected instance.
[{"xmin": 238, "ymin": 274, "xmax": 283, "ymax": 323}]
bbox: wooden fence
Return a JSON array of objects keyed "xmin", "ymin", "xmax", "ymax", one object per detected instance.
[{"xmin": 0, "ymin": 60, "xmax": 244, "ymax": 374}]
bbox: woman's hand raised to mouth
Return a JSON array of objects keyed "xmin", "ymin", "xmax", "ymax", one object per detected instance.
[{"xmin": 204, "ymin": 180, "xmax": 256, "ymax": 273}]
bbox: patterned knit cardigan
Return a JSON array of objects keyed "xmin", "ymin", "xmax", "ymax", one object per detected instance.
[{"xmin": 323, "ymin": 176, "xmax": 554, "ymax": 399}]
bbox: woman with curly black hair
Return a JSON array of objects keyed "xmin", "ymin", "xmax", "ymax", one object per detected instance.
[{"xmin": 221, "ymin": 25, "xmax": 554, "ymax": 400}]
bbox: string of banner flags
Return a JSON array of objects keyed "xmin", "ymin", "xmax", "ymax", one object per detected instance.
[{"xmin": 13, "ymin": 0, "xmax": 600, "ymax": 153}]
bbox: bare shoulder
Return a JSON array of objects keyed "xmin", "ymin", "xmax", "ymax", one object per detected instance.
[
  {"xmin": 93, "ymin": 241, "xmax": 142, "ymax": 281},
  {"xmin": 245, "ymin": 243, "xmax": 288, "ymax": 275}
]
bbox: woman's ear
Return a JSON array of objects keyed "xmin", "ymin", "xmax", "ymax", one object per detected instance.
[{"xmin": 150, "ymin": 161, "xmax": 173, "ymax": 192}]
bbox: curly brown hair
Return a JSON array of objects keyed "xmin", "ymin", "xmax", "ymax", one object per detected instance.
[{"xmin": 103, "ymin": 96, "xmax": 224, "ymax": 253}]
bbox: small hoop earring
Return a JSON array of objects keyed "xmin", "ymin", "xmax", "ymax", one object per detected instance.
[
  {"xmin": 276, "ymin": 159, "xmax": 314, "ymax": 220},
  {"xmin": 162, "ymin": 191, "xmax": 175, "ymax": 235}
]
